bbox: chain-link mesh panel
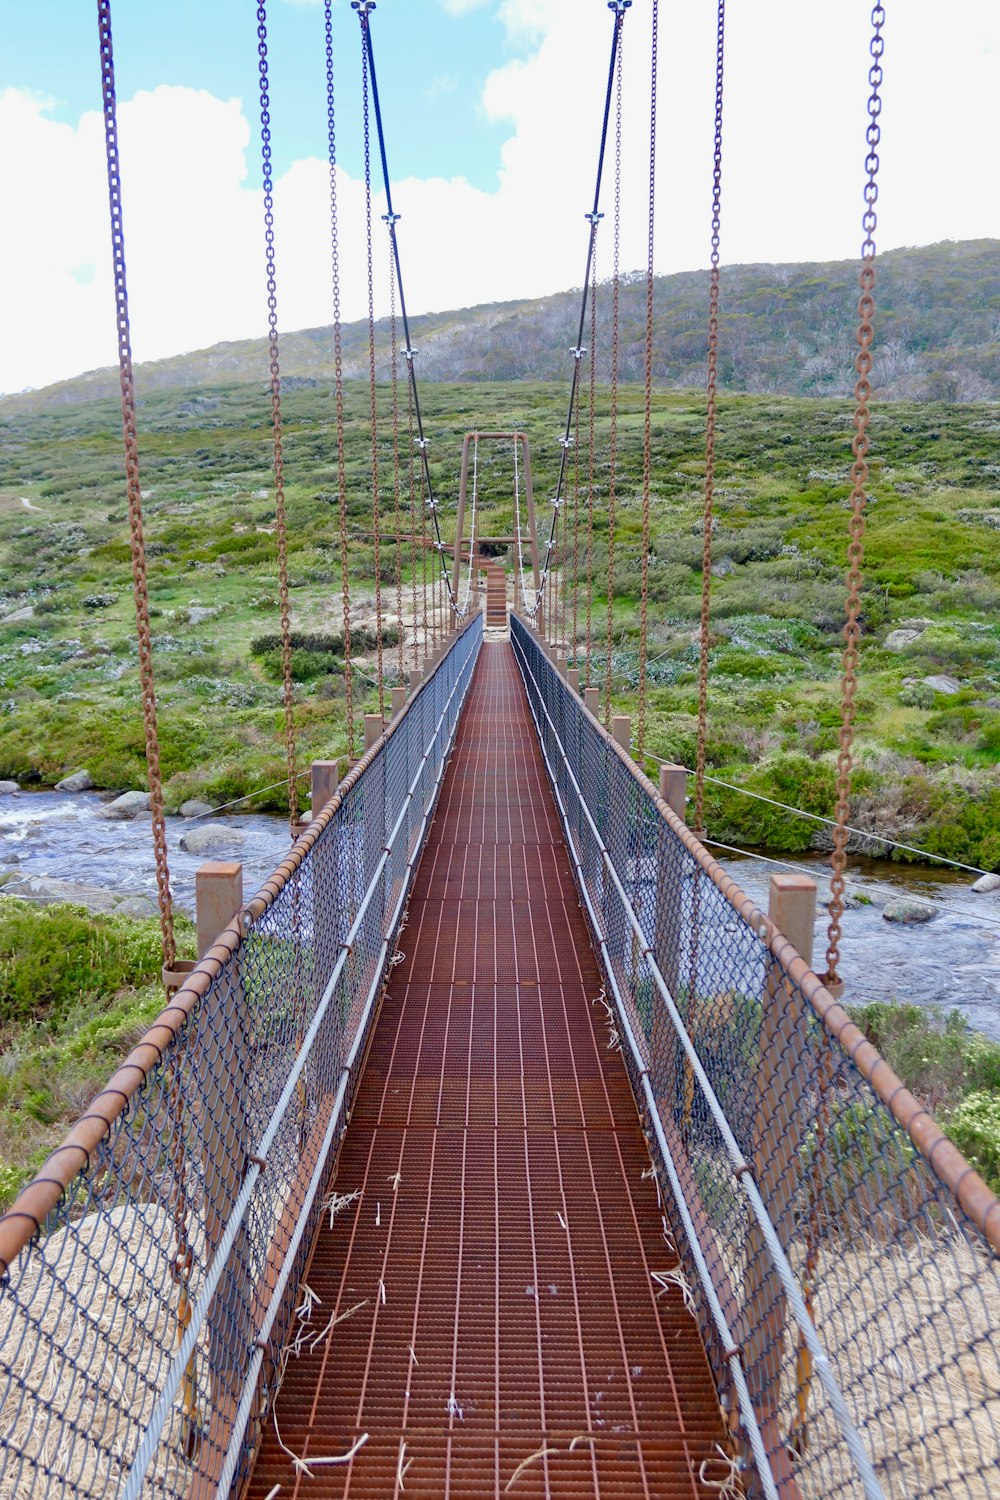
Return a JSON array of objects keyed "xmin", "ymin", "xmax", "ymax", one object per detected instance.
[
  {"xmin": 512, "ymin": 614, "xmax": 1000, "ymax": 1500},
  {"xmin": 0, "ymin": 614, "xmax": 482, "ymax": 1499}
]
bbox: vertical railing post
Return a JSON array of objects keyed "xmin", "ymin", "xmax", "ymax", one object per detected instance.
[
  {"xmin": 191, "ymin": 861, "xmax": 247, "ymax": 1494},
  {"xmin": 584, "ymin": 686, "xmax": 600, "ymax": 716},
  {"xmin": 391, "ymin": 686, "xmax": 407, "ymax": 718},
  {"xmin": 612, "ymin": 715, "xmax": 631, "ymax": 752},
  {"xmin": 311, "ymin": 760, "xmax": 341, "ymax": 819},
  {"xmin": 659, "ymin": 764, "xmax": 688, "ymax": 823},
  {"xmin": 364, "ymin": 714, "xmax": 384, "ymax": 754},
  {"xmin": 744, "ymin": 874, "xmax": 817, "ymax": 1433}
]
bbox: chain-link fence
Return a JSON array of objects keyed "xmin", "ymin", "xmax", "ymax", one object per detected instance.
[
  {"xmin": 0, "ymin": 613, "xmax": 482, "ymax": 1500},
  {"xmin": 512, "ymin": 614, "xmax": 1000, "ymax": 1500}
]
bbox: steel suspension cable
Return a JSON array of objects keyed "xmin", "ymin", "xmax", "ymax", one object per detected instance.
[
  {"xmin": 390, "ymin": 229, "xmax": 404, "ymax": 680},
  {"xmin": 694, "ymin": 0, "xmax": 727, "ymax": 833},
  {"xmin": 636, "ymin": 0, "xmax": 659, "ymax": 758},
  {"xmin": 527, "ymin": 0, "xmax": 630, "ymax": 625},
  {"xmin": 351, "ymin": 2, "xmax": 462, "ymax": 619},
  {"xmin": 257, "ymin": 3, "xmax": 299, "ymax": 829},
  {"xmin": 585, "ymin": 252, "xmax": 598, "ymax": 687},
  {"xmin": 604, "ymin": 32, "xmax": 624, "ymax": 728},
  {"xmin": 97, "ymin": 0, "xmax": 175, "ymax": 977},
  {"xmin": 408, "ymin": 380, "xmax": 419, "ymax": 672},
  {"xmin": 361, "ymin": 30, "xmax": 385, "ymax": 716},
  {"xmin": 325, "ymin": 0, "xmax": 355, "ymax": 760}
]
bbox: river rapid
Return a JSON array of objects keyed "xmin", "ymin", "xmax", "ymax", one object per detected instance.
[{"xmin": 1, "ymin": 789, "xmax": 998, "ymax": 1040}]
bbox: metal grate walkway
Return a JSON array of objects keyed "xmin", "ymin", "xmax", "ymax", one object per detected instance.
[{"xmin": 245, "ymin": 641, "xmax": 726, "ymax": 1499}]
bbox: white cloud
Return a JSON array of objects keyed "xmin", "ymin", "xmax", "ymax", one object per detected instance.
[
  {"xmin": 2, "ymin": 0, "xmax": 999, "ymax": 393},
  {"xmin": 438, "ymin": 0, "xmax": 491, "ymax": 16}
]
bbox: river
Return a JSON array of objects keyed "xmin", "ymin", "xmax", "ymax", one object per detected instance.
[{"xmin": 1, "ymin": 790, "xmax": 998, "ymax": 1039}]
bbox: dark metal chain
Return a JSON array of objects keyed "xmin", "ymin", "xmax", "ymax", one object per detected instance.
[
  {"xmin": 325, "ymin": 0, "xmax": 354, "ymax": 761},
  {"xmin": 636, "ymin": 0, "xmax": 659, "ymax": 758},
  {"xmin": 361, "ymin": 28, "xmax": 385, "ymax": 715},
  {"xmin": 97, "ymin": 0, "xmax": 176, "ymax": 977},
  {"xmin": 694, "ymin": 0, "xmax": 726, "ymax": 832},
  {"xmin": 257, "ymin": 2, "xmax": 299, "ymax": 828},
  {"xmin": 604, "ymin": 23, "xmax": 624, "ymax": 728},
  {"xmin": 825, "ymin": 0, "xmax": 886, "ymax": 989}
]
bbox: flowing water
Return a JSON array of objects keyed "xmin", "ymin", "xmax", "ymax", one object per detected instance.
[{"xmin": 1, "ymin": 790, "xmax": 998, "ymax": 1039}]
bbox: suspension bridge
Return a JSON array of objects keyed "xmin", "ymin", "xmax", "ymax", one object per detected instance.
[{"xmin": 0, "ymin": 3, "xmax": 998, "ymax": 1498}]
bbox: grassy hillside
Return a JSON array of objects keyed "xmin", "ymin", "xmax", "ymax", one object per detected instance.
[
  {"xmin": 1, "ymin": 376, "xmax": 999, "ymax": 867},
  {"xmin": 4, "ymin": 239, "xmax": 999, "ymax": 410}
]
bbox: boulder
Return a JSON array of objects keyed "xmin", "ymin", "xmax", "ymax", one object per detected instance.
[
  {"xmin": 1, "ymin": 605, "xmax": 34, "ymax": 625},
  {"xmin": 0, "ymin": 780, "xmax": 19, "ymax": 795},
  {"xmin": 710, "ymin": 556, "xmax": 736, "ymax": 579},
  {"xmin": 179, "ymin": 823, "xmax": 246, "ymax": 855},
  {"xmin": 971, "ymin": 873, "xmax": 1000, "ymax": 894},
  {"xmin": 883, "ymin": 898, "xmax": 937, "ymax": 926},
  {"xmin": 113, "ymin": 895, "xmax": 158, "ymax": 919},
  {"xmin": 55, "ymin": 769, "xmax": 94, "ymax": 793},
  {"xmin": 883, "ymin": 628, "xmax": 922, "ymax": 653},
  {"xmin": 98, "ymin": 790, "xmax": 151, "ymax": 820},
  {"xmin": 179, "ymin": 799, "xmax": 215, "ymax": 819},
  {"xmin": 186, "ymin": 606, "xmax": 218, "ymax": 626},
  {"xmin": 921, "ymin": 674, "xmax": 961, "ymax": 696}
]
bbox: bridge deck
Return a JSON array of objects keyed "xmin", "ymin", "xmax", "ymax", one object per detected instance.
[{"xmin": 245, "ymin": 641, "xmax": 725, "ymax": 1499}]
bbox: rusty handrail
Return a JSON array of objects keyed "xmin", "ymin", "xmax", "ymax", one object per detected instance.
[
  {"xmin": 0, "ymin": 611, "xmax": 482, "ymax": 1279},
  {"xmin": 512, "ymin": 613, "xmax": 1000, "ymax": 1254}
]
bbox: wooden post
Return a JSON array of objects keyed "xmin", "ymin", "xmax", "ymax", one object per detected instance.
[
  {"xmin": 659, "ymin": 764, "xmax": 688, "ymax": 823},
  {"xmin": 452, "ymin": 433, "xmax": 473, "ymax": 596},
  {"xmin": 744, "ymin": 874, "xmax": 817, "ymax": 1430},
  {"xmin": 364, "ymin": 714, "xmax": 384, "ymax": 754},
  {"xmin": 391, "ymin": 686, "xmax": 407, "ymax": 718},
  {"xmin": 557, "ymin": 656, "xmax": 568, "ymax": 677},
  {"xmin": 311, "ymin": 760, "xmax": 341, "ymax": 820},
  {"xmin": 196, "ymin": 861, "xmax": 243, "ymax": 961},
  {"xmin": 584, "ymin": 686, "xmax": 600, "ymax": 716},
  {"xmin": 612, "ymin": 715, "xmax": 631, "ymax": 752},
  {"xmin": 520, "ymin": 435, "xmax": 542, "ymax": 601},
  {"xmin": 566, "ymin": 667, "xmax": 580, "ymax": 692},
  {"xmin": 409, "ymin": 667, "xmax": 423, "ymax": 692}
]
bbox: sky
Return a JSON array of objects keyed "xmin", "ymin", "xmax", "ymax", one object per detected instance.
[{"xmin": 1, "ymin": 0, "xmax": 998, "ymax": 395}]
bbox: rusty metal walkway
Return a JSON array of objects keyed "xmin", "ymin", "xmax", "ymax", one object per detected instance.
[{"xmin": 245, "ymin": 642, "xmax": 725, "ymax": 1499}]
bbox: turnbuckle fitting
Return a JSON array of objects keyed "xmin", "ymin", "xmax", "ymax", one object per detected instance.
[
  {"xmin": 585, "ymin": 211, "xmax": 605, "ymax": 226},
  {"xmin": 382, "ymin": 212, "xmax": 401, "ymax": 227}
]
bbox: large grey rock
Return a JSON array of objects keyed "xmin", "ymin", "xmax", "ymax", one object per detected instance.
[
  {"xmin": 0, "ymin": 780, "xmax": 19, "ymax": 794},
  {"xmin": 98, "ymin": 790, "xmax": 151, "ymax": 820},
  {"xmin": 883, "ymin": 898, "xmax": 937, "ymax": 926},
  {"xmin": 1, "ymin": 605, "xmax": 34, "ymax": 625},
  {"xmin": 971, "ymin": 873, "xmax": 1000, "ymax": 894},
  {"xmin": 55, "ymin": 769, "xmax": 94, "ymax": 793},
  {"xmin": 179, "ymin": 823, "xmax": 246, "ymax": 855},
  {"xmin": 711, "ymin": 556, "xmax": 736, "ymax": 579},
  {"xmin": 113, "ymin": 895, "xmax": 158, "ymax": 919},
  {"xmin": 922, "ymin": 674, "xmax": 961, "ymax": 696},
  {"xmin": 883, "ymin": 628, "xmax": 923, "ymax": 653},
  {"xmin": 179, "ymin": 799, "xmax": 215, "ymax": 819},
  {"xmin": 186, "ymin": 607, "xmax": 218, "ymax": 626},
  {"xmin": 1, "ymin": 875, "xmax": 121, "ymax": 914}
]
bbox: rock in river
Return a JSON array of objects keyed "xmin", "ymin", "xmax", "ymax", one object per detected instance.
[
  {"xmin": 883, "ymin": 897, "xmax": 937, "ymax": 926},
  {"xmin": 98, "ymin": 790, "xmax": 151, "ymax": 820},
  {"xmin": 0, "ymin": 781, "xmax": 19, "ymax": 795},
  {"xmin": 0, "ymin": 874, "xmax": 155, "ymax": 916},
  {"xmin": 55, "ymin": 769, "xmax": 95, "ymax": 793},
  {"xmin": 972, "ymin": 873, "xmax": 1000, "ymax": 894},
  {"xmin": 179, "ymin": 823, "xmax": 246, "ymax": 855},
  {"xmin": 179, "ymin": 799, "xmax": 215, "ymax": 819}
]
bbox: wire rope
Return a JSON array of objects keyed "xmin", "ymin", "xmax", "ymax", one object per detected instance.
[
  {"xmin": 360, "ymin": 26, "xmax": 385, "ymax": 715},
  {"xmin": 604, "ymin": 27, "xmax": 624, "ymax": 728},
  {"xmin": 636, "ymin": 0, "xmax": 659, "ymax": 757}
]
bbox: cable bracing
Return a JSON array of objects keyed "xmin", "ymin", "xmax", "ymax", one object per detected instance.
[
  {"xmin": 525, "ymin": 0, "xmax": 632, "ymax": 632},
  {"xmin": 352, "ymin": 1, "xmax": 466, "ymax": 620},
  {"xmin": 456, "ymin": 435, "xmax": 481, "ymax": 618}
]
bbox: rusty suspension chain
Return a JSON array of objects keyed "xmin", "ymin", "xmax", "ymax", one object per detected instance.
[
  {"xmin": 825, "ymin": 1, "xmax": 886, "ymax": 989},
  {"xmin": 585, "ymin": 248, "xmax": 598, "ymax": 688},
  {"xmin": 325, "ymin": 0, "xmax": 355, "ymax": 761},
  {"xmin": 694, "ymin": 0, "xmax": 727, "ymax": 834},
  {"xmin": 390, "ymin": 238, "xmax": 404, "ymax": 679},
  {"xmin": 257, "ymin": 3, "xmax": 299, "ymax": 829},
  {"xmin": 97, "ymin": 0, "xmax": 176, "ymax": 977},
  {"xmin": 604, "ymin": 27, "xmax": 624, "ymax": 728},
  {"xmin": 361, "ymin": 30, "xmax": 385, "ymax": 716},
  {"xmin": 636, "ymin": 0, "xmax": 659, "ymax": 758}
]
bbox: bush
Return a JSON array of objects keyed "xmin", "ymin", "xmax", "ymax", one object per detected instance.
[
  {"xmin": 946, "ymin": 1091, "xmax": 1000, "ymax": 1194},
  {"xmin": 0, "ymin": 901, "xmax": 167, "ymax": 1035}
]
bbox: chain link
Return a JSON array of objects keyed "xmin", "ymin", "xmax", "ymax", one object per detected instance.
[
  {"xmin": 361, "ymin": 23, "xmax": 385, "ymax": 716},
  {"xmin": 408, "ymin": 379, "xmax": 420, "ymax": 673},
  {"xmin": 604, "ymin": 21, "xmax": 624, "ymax": 727},
  {"xmin": 636, "ymin": 0, "xmax": 659, "ymax": 758},
  {"xmin": 694, "ymin": 0, "xmax": 726, "ymax": 834},
  {"xmin": 257, "ymin": 3, "xmax": 299, "ymax": 828},
  {"xmin": 325, "ymin": 0, "xmax": 355, "ymax": 761},
  {"xmin": 390, "ymin": 240, "xmax": 404, "ymax": 678},
  {"xmin": 97, "ymin": 0, "xmax": 176, "ymax": 977},
  {"xmin": 586, "ymin": 248, "xmax": 598, "ymax": 689},
  {"xmin": 825, "ymin": 1, "xmax": 886, "ymax": 988}
]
